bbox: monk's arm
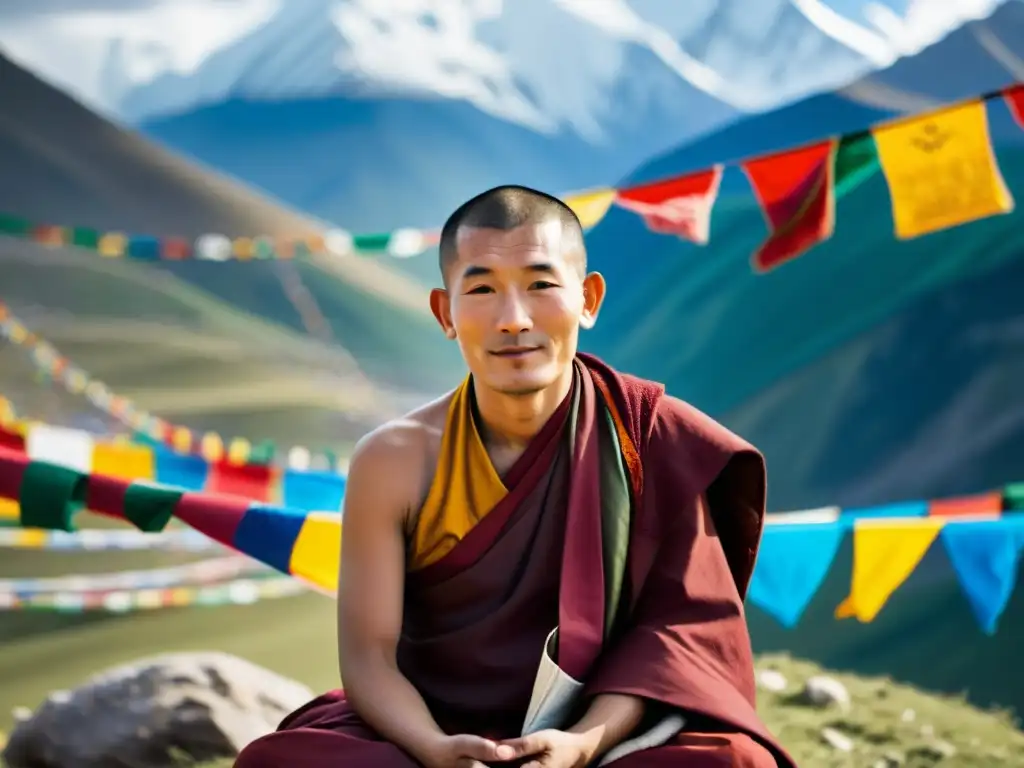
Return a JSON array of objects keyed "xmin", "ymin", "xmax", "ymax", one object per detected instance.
[
  {"xmin": 336, "ymin": 429, "xmax": 446, "ymax": 764},
  {"xmin": 566, "ymin": 693, "xmax": 645, "ymax": 759}
]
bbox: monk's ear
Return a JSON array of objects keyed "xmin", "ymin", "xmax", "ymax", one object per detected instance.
[
  {"xmin": 579, "ymin": 271, "xmax": 606, "ymax": 330},
  {"xmin": 430, "ymin": 288, "xmax": 457, "ymax": 340}
]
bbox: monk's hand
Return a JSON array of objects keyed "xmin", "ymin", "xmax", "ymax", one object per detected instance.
[
  {"xmin": 499, "ymin": 729, "xmax": 598, "ymax": 768},
  {"xmin": 421, "ymin": 733, "xmax": 518, "ymax": 768}
]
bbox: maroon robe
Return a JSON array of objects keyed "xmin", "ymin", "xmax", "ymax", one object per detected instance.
[{"xmin": 234, "ymin": 355, "xmax": 794, "ymax": 767}]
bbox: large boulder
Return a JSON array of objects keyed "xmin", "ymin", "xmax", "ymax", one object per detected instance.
[{"xmin": 2, "ymin": 652, "xmax": 315, "ymax": 768}]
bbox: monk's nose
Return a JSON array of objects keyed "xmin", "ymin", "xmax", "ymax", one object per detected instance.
[{"xmin": 495, "ymin": 292, "xmax": 533, "ymax": 335}]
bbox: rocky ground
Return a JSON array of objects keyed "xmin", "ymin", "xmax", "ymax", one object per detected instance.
[{"xmin": 2, "ymin": 653, "xmax": 1022, "ymax": 768}]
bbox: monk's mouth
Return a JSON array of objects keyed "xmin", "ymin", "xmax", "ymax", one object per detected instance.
[{"xmin": 491, "ymin": 347, "xmax": 542, "ymax": 358}]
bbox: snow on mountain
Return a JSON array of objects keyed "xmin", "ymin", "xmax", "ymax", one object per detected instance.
[
  {"xmin": 0, "ymin": 0, "xmax": 1009, "ymax": 242},
  {"xmin": 0, "ymin": 0, "xmax": 1003, "ymax": 130}
]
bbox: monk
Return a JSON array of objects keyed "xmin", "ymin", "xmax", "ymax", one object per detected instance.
[{"xmin": 234, "ymin": 186, "xmax": 795, "ymax": 767}]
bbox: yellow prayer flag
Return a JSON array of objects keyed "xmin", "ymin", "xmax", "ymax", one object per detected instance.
[
  {"xmin": 97, "ymin": 233, "xmax": 128, "ymax": 258},
  {"xmin": 0, "ymin": 397, "xmax": 15, "ymax": 426},
  {"xmin": 232, "ymin": 237, "xmax": 255, "ymax": 260},
  {"xmin": 91, "ymin": 442, "xmax": 155, "ymax": 481},
  {"xmin": 172, "ymin": 427, "xmax": 193, "ymax": 453},
  {"xmin": 564, "ymin": 188, "xmax": 617, "ymax": 229},
  {"xmin": 835, "ymin": 519, "xmax": 944, "ymax": 622},
  {"xmin": 873, "ymin": 101, "xmax": 1014, "ymax": 239},
  {"xmin": 200, "ymin": 432, "xmax": 224, "ymax": 463},
  {"xmin": 227, "ymin": 438, "xmax": 251, "ymax": 465},
  {"xmin": 15, "ymin": 528, "xmax": 48, "ymax": 548},
  {"xmin": 0, "ymin": 498, "xmax": 20, "ymax": 521},
  {"xmin": 136, "ymin": 590, "xmax": 163, "ymax": 609},
  {"xmin": 289, "ymin": 512, "xmax": 342, "ymax": 594}
]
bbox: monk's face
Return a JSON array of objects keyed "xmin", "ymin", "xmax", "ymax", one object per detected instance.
[{"xmin": 431, "ymin": 221, "xmax": 605, "ymax": 396}]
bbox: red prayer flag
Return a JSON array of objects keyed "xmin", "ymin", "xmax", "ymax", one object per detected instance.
[
  {"xmin": 207, "ymin": 460, "xmax": 277, "ymax": 502},
  {"xmin": 743, "ymin": 140, "xmax": 837, "ymax": 272},
  {"xmin": 32, "ymin": 225, "xmax": 65, "ymax": 247},
  {"xmin": 928, "ymin": 491, "xmax": 1003, "ymax": 519},
  {"xmin": 1006, "ymin": 84, "xmax": 1024, "ymax": 129},
  {"xmin": 614, "ymin": 166, "xmax": 723, "ymax": 244},
  {"xmin": 162, "ymin": 237, "xmax": 193, "ymax": 260},
  {"xmin": 0, "ymin": 427, "xmax": 25, "ymax": 454}
]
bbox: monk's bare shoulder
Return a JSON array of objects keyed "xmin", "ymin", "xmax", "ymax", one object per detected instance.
[{"xmin": 345, "ymin": 390, "xmax": 455, "ymax": 526}]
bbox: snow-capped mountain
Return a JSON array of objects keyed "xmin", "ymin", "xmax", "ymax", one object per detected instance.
[
  {"xmin": 0, "ymin": 0, "xmax": 1009, "ymax": 237},
  {"xmin": 0, "ymin": 0, "xmax": 1002, "ymax": 128}
]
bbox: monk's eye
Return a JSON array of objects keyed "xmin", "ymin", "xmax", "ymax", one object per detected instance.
[
  {"xmin": 466, "ymin": 285, "xmax": 494, "ymax": 295},
  {"xmin": 530, "ymin": 281, "xmax": 558, "ymax": 290}
]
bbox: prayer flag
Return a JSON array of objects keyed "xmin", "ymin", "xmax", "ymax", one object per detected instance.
[
  {"xmin": 564, "ymin": 188, "xmax": 617, "ymax": 229},
  {"xmin": 835, "ymin": 519, "xmax": 944, "ymax": 622},
  {"xmin": 207, "ymin": 460, "xmax": 277, "ymax": 502},
  {"xmin": 0, "ymin": 498, "xmax": 18, "ymax": 523},
  {"xmin": 25, "ymin": 424, "xmax": 93, "ymax": 473},
  {"xmin": 233, "ymin": 237, "xmax": 256, "ymax": 260},
  {"xmin": 233, "ymin": 503, "xmax": 307, "ymax": 574},
  {"xmin": 290, "ymin": 511, "xmax": 342, "ymax": 594},
  {"xmin": 942, "ymin": 518, "xmax": 1024, "ymax": 634},
  {"xmin": 1005, "ymin": 84, "xmax": 1024, "ymax": 129},
  {"xmin": 127, "ymin": 236, "xmax": 161, "ymax": 260},
  {"xmin": 748, "ymin": 523, "xmax": 845, "ymax": 628},
  {"xmin": 122, "ymin": 480, "xmax": 183, "ymax": 532},
  {"xmin": 97, "ymin": 232, "xmax": 127, "ymax": 258},
  {"xmin": 162, "ymin": 237, "xmax": 192, "ymax": 260},
  {"xmin": 153, "ymin": 447, "xmax": 209, "ymax": 491},
  {"xmin": 354, "ymin": 233, "xmax": 390, "ymax": 252},
  {"xmin": 614, "ymin": 167, "xmax": 723, "ymax": 244},
  {"xmin": 928, "ymin": 490, "xmax": 1003, "ymax": 519},
  {"xmin": 282, "ymin": 470, "xmax": 346, "ymax": 511},
  {"xmin": 1004, "ymin": 482, "xmax": 1024, "ymax": 511},
  {"xmin": 91, "ymin": 442, "xmax": 155, "ymax": 482},
  {"xmin": 873, "ymin": 100, "xmax": 1013, "ymax": 239},
  {"xmin": 17, "ymin": 460, "xmax": 88, "ymax": 531},
  {"xmin": 32, "ymin": 225, "xmax": 65, "ymax": 247},
  {"xmin": 842, "ymin": 500, "xmax": 928, "ymax": 520},
  {"xmin": 0, "ymin": 426, "xmax": 25, "ymax": 454},
  {"xmin": 743, "ymin": 140, "xmax": 837, "ymax": 271},
  {"xmin": 70, "ymin": 227, "xmax": 100, "ymax": 250}
]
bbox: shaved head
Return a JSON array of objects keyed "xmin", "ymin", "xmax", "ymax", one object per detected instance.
[{"xmin": 439, "ymin": 185, "xmax": 586, "ymax": 285}]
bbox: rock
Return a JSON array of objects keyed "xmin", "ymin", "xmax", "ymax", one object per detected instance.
[
  {"xmin": 873, "ymin": 751, "xmax": 904, "ymax": 767},
  {"xmin": 907, "ymin": 740, "xmax": 957, "ymax": 761},
  {"xmin": 800, "ymin": 675, "xmax": 851, "ymax": 711},
  {"xmin": 820, "ymin": 727, "xmax": 854, "ymax": 752},
  {"xmin": 756, "ymin": 669, "xmax": 788, "ymax": 693},
  {"xmin": 1, "ymin": 652, "xmax": 314, "ymax": 768}
]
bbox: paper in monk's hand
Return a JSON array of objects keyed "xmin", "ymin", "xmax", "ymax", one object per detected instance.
[
  {"xmin": 521, "ymin": 628, "xmax": 687, "ymax": 767},
  {"xmin": 521, "ymin": 628, "xmax": 584, "ymax": 735}
]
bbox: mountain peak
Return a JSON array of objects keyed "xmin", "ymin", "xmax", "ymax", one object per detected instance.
[{"xmin": 1, "ymin": 0, "xmax": 1005, "ymax": 131}]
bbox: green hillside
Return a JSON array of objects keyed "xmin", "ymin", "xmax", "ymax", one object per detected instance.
[{"xmin": 0, "ymin": 48, "xmax": 465, "ymax": 450}]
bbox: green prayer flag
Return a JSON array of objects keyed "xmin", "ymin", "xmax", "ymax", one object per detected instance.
[
  {"xmin": 834, "ymin": 133, "xmax": 880, "ymax": 198},
  {"xmin": 253, "ymin": 237, "xmax": 276, "ymax": 260},
  {"xmin": 123, "ymin": 481, "xmax": 184, "ymax": 533},
  {"xmin": 1004, "ymin": 483, "xmax": 1024, "ymax": 511},
  {"xmin": 353, "ymin": 233, "xmax": 390, "ymax": 252},
  {"xmin": 19, "ymin": 461, "xmax": 87, "ymax": 531},
  {"xmin": 70, "ymin": 227, "xmax": 100, "ymax": 249},
  {"xmin": 0, "ymin": 213, "xmax": 31, "ymax": 236},
  {"xmin": 249, "ymin": 441, "xmax": 276, "ymax": 464}
]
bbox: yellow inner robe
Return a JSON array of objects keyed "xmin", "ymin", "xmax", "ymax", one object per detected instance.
[{"xmin": 409, "ymin": 377, "xmax": 507, "ymax": 571}]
